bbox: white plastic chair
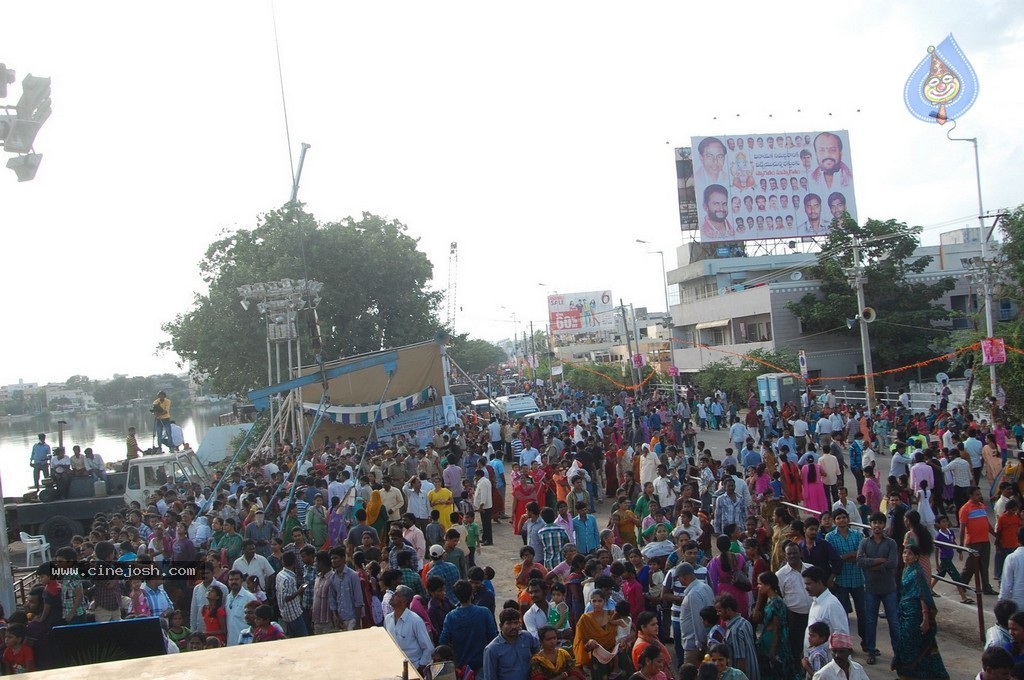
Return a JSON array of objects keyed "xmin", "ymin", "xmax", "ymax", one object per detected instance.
[{"xmin": 19, "ymin": 532, "xmax": 51, "ymax": 567}]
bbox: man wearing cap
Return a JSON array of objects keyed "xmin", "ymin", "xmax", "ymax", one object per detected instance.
[
  {"xmin": 811, "ymin": 633, "xmax": 869, "ymax": 679},
  {"xmin": 426, "ymin": 544, "xmax": 461, "ymax": 606}
]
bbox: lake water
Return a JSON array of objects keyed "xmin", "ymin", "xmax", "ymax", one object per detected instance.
[{"xmin": 0, "ymin": 403, "xmax": 232, "ymax": 497}]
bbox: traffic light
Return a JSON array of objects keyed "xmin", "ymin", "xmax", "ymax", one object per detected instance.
[
  {"xmin": 6, "ymin": 153, "xmax": 42, "ymax": 182},
  {"xmin": 0, "ymin": 65, "xmax": 14, "ymax": 98}
]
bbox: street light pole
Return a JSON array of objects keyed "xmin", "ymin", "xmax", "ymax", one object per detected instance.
[
  {"xmin": 850, "ymin": 238, "xmax": 876, "ymax": 411},
  {"xmin": 948, "ymin": 135, "xmax": 997, "ymax": 399},
  {"xmin": 636, "ymin": 240, "xmax": 670, "ymax": 315}
]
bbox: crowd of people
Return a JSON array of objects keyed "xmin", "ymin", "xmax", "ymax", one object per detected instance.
[{"xmin": 3, "ymin": 381, "xmax": 1022, "ymax": 680}]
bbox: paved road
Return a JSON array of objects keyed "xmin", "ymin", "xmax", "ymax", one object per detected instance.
[{"xmin": 485, "ymin": 418, "xmax": 990, "ymax": 679}]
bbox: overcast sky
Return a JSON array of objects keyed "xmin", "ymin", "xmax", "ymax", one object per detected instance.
[{"xmin": 3, "ymin": 1, "xmax": 1021, "ymax": 388}]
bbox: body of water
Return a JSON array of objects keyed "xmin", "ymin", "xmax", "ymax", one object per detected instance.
[{"xmin": 0, "ymin": 403, "xmax": 233, "ymax": 497}]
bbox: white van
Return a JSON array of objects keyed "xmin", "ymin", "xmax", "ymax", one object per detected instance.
[
  {"xmin": 523, "ymin": 409, "xmax": 568, "ymax": 425},
  {"xmin": 495, "ymin": 394, "xmax": 540, "ymax": 418}
]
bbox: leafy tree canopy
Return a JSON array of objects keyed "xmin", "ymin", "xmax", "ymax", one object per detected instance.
[
  {"xmin": 449, "ymin": 335, "xmax": 507, "ymax": 374},
  {"xmin": 564, "ymin": 363, "xmax": 628, "ymax": 394},
  {"xmin": 692, "ymin": 348, "xmax": 800, "ymax": 399},
  {"xmin": 785, "ymin": 216, "xmax": 955, "ymax": 378},
  {"xmin": 162, "ymin": 207, "xmax": 442, "ymax": 395}
]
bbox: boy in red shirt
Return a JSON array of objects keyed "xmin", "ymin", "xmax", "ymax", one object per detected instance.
[
  {"xmin": 995, "ymin": 499, "xmax": 1022, "ymax": 580},
  {"xmin": 2, "ymin": 623, "xmax": 35, "ymax": 674}
]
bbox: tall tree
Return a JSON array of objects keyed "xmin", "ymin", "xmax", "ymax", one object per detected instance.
[
  {"xmin": 162, "ymin": 207, "xmax": 442, "ymax": 395},
  {"xmin": 449, "ymin": 335, "xmax": 507, "ymax": 374},
  {"xmin": 785, "ymin": 216, "xmax": 955, "ymax": 379}
]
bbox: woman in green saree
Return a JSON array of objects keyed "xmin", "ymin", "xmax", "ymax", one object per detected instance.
[{"xmin": 891, "ymin": 545, "xmax": 949, "ymax": 679}]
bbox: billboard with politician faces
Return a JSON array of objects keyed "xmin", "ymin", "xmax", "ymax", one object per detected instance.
[
  {"xmin": 548, "ymin": 291, "xmax": 615, "ymax": 336},
  {"xmin": 676, "ymin": 130, "xmax": 858, "ymax": 243}
]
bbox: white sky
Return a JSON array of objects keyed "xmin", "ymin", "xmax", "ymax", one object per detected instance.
[{"xmin": 3, "ymin": 1, "xmax": 1022, "ymax": 388}]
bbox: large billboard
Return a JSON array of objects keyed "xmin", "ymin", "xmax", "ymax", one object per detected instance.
[
  {"xmin": 675, "ymin": 130, "xmax": 858, "ymax": 243},
  {"xmin": 548, "ymin": 291, "xmax": 614, "ymax": 336}
]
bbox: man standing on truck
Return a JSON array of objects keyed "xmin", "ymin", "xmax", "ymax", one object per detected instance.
[
  {"xmin": 29, "ymin": 433, "xmax": 50, "ymax": 490},
  {"xmin": 126, "ymin": 427, "xmax": 143, "ymax": 459},
  {"xmin": 152, "ymin": 390, "xmax": 172, "ymax": 451}
]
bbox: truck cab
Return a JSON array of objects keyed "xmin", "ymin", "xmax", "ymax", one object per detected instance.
[
  {"xmin": 6, "ymin": 449, "xmax": 213, "ymax": 548},
  {"xmin": 124, "ymin": 450, "xmax": 211, "ymax": 507}
]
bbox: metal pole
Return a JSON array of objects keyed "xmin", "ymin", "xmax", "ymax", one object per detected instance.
[
  {"xmin": 620, "ymin": 299, "xmax": 639, "ymax": 387},
  {"xmin": 266, "ymin": 312, "xmax": 275, "ymax": 455},
  {"xmin": 287, "ymin": 331, "xmax": 295, "ymax": 444},
  {"xmin": 658, "ymin": 250, "xmax": 669, "ymax": 315},
  {"xmin": 0, "ymin": 472, "xmax": 16, "ymax": 620},
  {"xmin": 530, "ymin": 320, "xmax": 536, "ymax": 376},
  {"xmin": 968, "ymin": 139, "xmax": 998, "ymax": 400},
  {"xmin": 851, "ymin": 238, "xmax": 876, "ymax": 411},
  {"xmin": 290, "ymin": 143, "xmax": 311, "ymax": 204}
]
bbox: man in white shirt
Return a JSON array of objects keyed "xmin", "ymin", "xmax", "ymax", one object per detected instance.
[
  {"xmin": 403, "ymin": 476, "xmax": 431, "ymax": 528},
  {"xmin": 804, "ymin": 565, "xmax": 849, "ymax": 656},
  {"xmin": 999, "ymin": 527, "xmax": 1024, "ymax": 609},
  {"xmin": 384, "ymin": 586, "xmax": 434, "ymax": 669},
  {"xmin": 776, "ymin": 542, "xmax": 813, "ymax": 663},
  {"xmin": 812, "ymin": 632, "xmax": 869, "ymax": 679},
  {"xmin": 232, "ymin": 540, "xmax": 276, "ymax": 590},
  {"xmin": 788, "ymin": 416, "xmax": 809, "ymax": 442},
  {"xmin": 225, "ymin": 570, "xmax": 257, "ymax": 646},
  {"xmin": 84, "ymin": 448, "xmax": 106, "ymax": 481},
  {"xmin": 401, "ymin": 513, "xmax": 427, "ymax": 561},
  {"xmin": 473, "ymin": 469, "xmax": 493, "ymax": 545},
  {"xmin": 521, "ymin": 444, "xmax": 540, "ymax": 467},
  {"xmin": 191, "ymin": 564, "xmax": 229, "ymax": 633},
  {"xmin": 816, "ymin": 414, "xmax": 833, "ymax": 443},
  {"xmin": 818, "ymin": 442, "xmax": 841, "ymax": 503}
]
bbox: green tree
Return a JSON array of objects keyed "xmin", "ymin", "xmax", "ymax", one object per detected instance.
[
  {"xmin": 564, "ymin": 363, "xmax": 628, "ymax": 394},
  {"xmin": 449, "ymin": 335, "xmax": 507, "ymax": 374},
  {"xmin": 692, "ymin": 348, "xmax": 799, "ymax": 400},
  {"xmin": 998, "ymin": 205, "xmax": 1024, "ymax": 306},
  {"xmin": 785, "ymin": 216, "xmax": 955, "ymax": 380},
  {"xmin": 947, "ymin": 205, "xmax": 1024, "ymax": 417},
  {"xmin": 162, "ymin": 208, "xmax": 442, "ymax": 395}
]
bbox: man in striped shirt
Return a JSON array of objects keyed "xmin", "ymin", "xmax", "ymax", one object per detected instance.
[
  {"xmin": 716, "ymin": 593, "xmax": 760, "ymax": 679},
  {"xmin": 276, "ymin": 551, "xmax": 308, "ymax": 637},
  {"xmin": 537, "ymin": 508, "xmax": 570, "ymax": 569}
]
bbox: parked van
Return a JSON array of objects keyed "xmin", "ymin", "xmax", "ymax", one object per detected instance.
[
  {"xmin": 523, "ymin": 409, "xmax": 568, "ymax": 425},
  {"xmin": 495, "ymin": 394, "xmax": 540, "ymax": 418}
]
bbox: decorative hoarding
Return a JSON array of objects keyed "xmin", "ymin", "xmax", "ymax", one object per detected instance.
[
  {"xmin": 676, "ymin": 130, "xmax": 858, "ymax": 243},
  {"xmin": 982, "ymin": 337, "xmax": 1006, "ymax": 365},
  {"xmin": 904, "ymin": 34, "xmax": 979, "ymax": 125},
  {"xmin": 675, "ymin": 147, "xmax": 699, "ymax": 231},
  {"xmin": 548, "ymin": 291, "xmax": 614, "ymax": 336}
]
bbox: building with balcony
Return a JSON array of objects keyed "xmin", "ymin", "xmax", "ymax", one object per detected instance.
[{"xmin": 665, "ymin": 229, "xmax": 1015, "ymax": 388}]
